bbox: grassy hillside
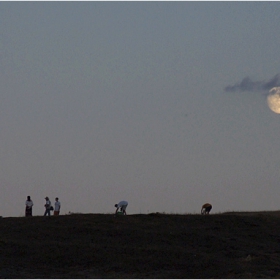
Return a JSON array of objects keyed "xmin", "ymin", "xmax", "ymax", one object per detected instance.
[{"xmin": 1, "ymin": 212, "xmax": 280, "ymax": 278}]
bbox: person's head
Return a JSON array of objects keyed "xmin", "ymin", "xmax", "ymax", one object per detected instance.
[
  {"xmin": 55, "ymin": 197, "xmax": 59, "ymax": 201},
  {"xmin": 45, "ymin": 197, "xmax": 49, "ymax": 200},
  {"xmin": 115, "ymin": 204, "xmax": 118, "ymax": 208},
  {"xmin": 27, "ymin": 196, "xmax": 31, "ymax": 201}
]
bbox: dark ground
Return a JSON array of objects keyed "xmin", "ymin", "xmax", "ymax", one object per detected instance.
[{"xmin": 1, "ymin": 211, "xmax": 280, "ymax": 278}]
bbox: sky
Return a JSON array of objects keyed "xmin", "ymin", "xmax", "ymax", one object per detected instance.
[{"xmin": 1, "ymin": 2, "xmax": 280, "ymax": 217}]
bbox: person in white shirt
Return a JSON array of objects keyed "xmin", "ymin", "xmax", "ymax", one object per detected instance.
[
  {"xmin": 54, "ymin": 197, "xmax": 61, "ymax": 216},
  {"xmin": 115, "ymin": 200, "xmax": 128, "ymax": 215},
  {"xmin": 25, "ymin": 196, "xmax": 34, "ymax": 217},
  {"xmin": 44, "ymin": 197, "xmax": 52, "ymax": 216}
]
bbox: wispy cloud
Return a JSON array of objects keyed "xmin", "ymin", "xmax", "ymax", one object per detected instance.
[{"xmin": 224, "ymin": 74, "xmax": 280, "ymax": 93}]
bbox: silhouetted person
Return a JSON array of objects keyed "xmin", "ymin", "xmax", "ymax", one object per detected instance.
[
  {"xmin": 44, "ymin": 197, "xmax": 52, "ymax": 216},
  {"xmin": 54, "ymin": 197, "xmax": 61, "ymax": 216},
  {"xmin": 25, "ymin": 196, "xmax": 33, "ymax": 217},
  {"xmin": 115, "ymin": 201, "xmax": 128, "ymax": 215},
  {"xmin": 201, "ymin": 203, "xmax": 212, "ymax": 215}
]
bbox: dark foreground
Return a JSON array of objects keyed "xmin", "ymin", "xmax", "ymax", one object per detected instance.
[{"xmin": 1, "ymin": 212, "xmax": 280, "ymax": 278}]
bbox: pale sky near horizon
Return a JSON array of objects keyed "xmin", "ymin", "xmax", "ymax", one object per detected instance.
[{"xmin": 1, "ymin": 2, "xmax": 280, "ymax": 217}]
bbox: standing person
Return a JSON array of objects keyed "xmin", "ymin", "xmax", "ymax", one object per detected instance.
[
  {"xmin": 201, "ymin": 203, "xmax": 212, "ymax": 215},
  {"xmin": 25, "ymin": 196, "xmax": 33, "ymax": 217},
  {"xmin": 54, "ymin": 197, "xmax": 61, "ymax": 216},
  {"xmin": 44, "ymin": 197, "xmax": 52, "ymax": 216},
  {"xmin": 115, "ymin": 200, "xmax": 128, "ymax": 215}
]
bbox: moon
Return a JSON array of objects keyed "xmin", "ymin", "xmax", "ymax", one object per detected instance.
[{"xmin": 267, "ymin": 87, "xmax": 280, "ymax": 114}]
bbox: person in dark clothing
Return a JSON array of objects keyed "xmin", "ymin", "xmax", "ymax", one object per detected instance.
[
  {"xmin": 201, "ymin": 203, "xmax": 212, "ymax": 215},
  {"xmin": 44, "ymin": 197, "xmax": 52, "ymax": 216}
]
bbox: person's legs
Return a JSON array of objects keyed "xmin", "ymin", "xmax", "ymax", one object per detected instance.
[
  {"xmin": 26, "ymin": 207, "xmax": 32, "ymax": 217},
  {"xmin": 206, "ymin": 206, "xmax": 212, "ymax": 214},
  {"xmin": 121, "ymin": 205, "xmax": 127, "ymax": 215}
]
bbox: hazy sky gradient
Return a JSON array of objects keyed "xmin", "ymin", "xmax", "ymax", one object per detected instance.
[{"xmin": 1, "ymin": 2, "xmax": 280, "ymax": 217}]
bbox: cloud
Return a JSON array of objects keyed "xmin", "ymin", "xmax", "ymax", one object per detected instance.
[{"xmin": 224, "ymin": 74, "xmax": 280, "ymax": 93}]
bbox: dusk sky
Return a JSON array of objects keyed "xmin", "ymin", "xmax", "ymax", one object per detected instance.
[{"xmin": 1, "ymin": 2, "xmax": 280, "ymax": 217}]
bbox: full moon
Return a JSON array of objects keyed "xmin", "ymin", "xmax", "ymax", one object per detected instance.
[{"xmin": 267, "ymin": 87, "xmax": 280, "ymax": 114}]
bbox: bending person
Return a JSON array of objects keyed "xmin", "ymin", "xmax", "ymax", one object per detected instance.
[
  {"xmin": 201, "ymin": 203, "xmax": 212, "ymax": 215},
  {"xmin": 115, "ymin": 201, "xmax": 128, "ymax": 215}
]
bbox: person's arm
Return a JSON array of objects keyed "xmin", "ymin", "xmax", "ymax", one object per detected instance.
[{"xmin": 115, "ymin": 207, "xmax": 119, "ymax": 214}]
